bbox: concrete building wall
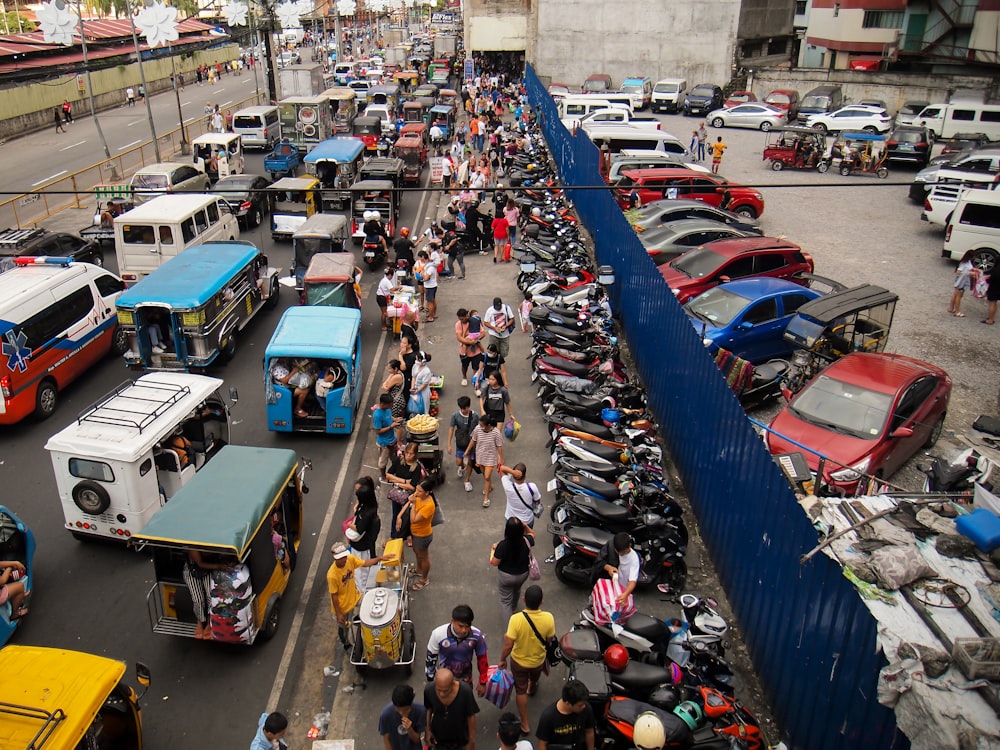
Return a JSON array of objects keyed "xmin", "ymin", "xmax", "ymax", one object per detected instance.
[
  {"xmin": 533, "ymin": 0, "xmax": 740, "ymax": 89},
  {"xmin": 465, "ymin": 0, "xmax": 532, "ymax": 53}
]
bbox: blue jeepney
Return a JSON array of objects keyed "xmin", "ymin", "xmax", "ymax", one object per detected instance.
[
  {"xmin": 265, "ymin": 306, "xmax": 362, "ymax": 434},
  {"xmin": 428, "ymin": 104, "xmax": 455, "ymax": 139},
  {"xmin": 0, "ymin": 506, "xmax": 34, "ymax": 646},
  {"xmin": 117, "ymin": 241, "xmax": 280, "ymax": 371},
  {"xmin": 303, "ymin": 137, "xmax": 367, "ymax": 211}
]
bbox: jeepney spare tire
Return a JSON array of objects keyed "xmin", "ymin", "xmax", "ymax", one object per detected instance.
[
  {"xmin": 73, "ymin": 480, "xmax": 111, "ymax": 515},
  {"xmin": 303, "ymin": 124, "xmax": 317, "ymax": 137}
]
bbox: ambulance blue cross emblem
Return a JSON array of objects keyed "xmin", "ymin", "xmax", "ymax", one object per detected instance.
[{"xmin": 3, "ymin": 330, "xmax": 30, "ymax": 373}]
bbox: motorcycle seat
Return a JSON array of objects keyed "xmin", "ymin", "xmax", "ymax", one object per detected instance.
[
  {"xmin": 558, "ymin": 458, "xmax": 622, "ymax": 481},
  {"xmin": 565, "ymin": 525, "xmax": 612, "ymax": 548},
  {"xmin": 550, "ymin": 414, "xmax": 614, "ymax": 438},
  {"xmin": 567, "ymin": 494, "xmax": 632, "ymax": 524},
  {"xmin": 540, "ymin": 357, "xmax": 595, "ymax": 378},
  {"xmin": 753, "ymin": 359, "xmax": 788, "ymax": 382},
  {"xmin": 560, "ymin": 471, "xmax": 620, "ymax": 498},
  {"xmin": 621, "ymin": 612, "xmax": 670, "ymax": 641},
  {"xmin": 613, "ymin": 659, "xmax": 678, "ymax": 690},
  {"xmin": 561, "ymin": 439, "xmax": 624, "ymax": 463}
]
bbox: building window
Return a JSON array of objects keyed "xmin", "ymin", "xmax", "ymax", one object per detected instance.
[
  {"xmin": 795, "ymin": 1, "xmax": 807, "ymax": 15},
  {"xmin": 862, "ymin": 10, "xmax": 904, "ymax": 28}
]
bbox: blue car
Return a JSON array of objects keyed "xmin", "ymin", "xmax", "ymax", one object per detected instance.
[
  {"xmin": 0, "ymin": 505, "xmax": 34, "ymax": 645},
  {"xmin": 684, "ymin": 278, "xmax": 825, "ymax": 363}
]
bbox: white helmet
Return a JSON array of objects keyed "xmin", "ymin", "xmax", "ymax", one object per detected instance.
[
  {"xmin": 371, "ymin": 211, "xmax": 382, "ymax": 221},
  {"xmin": 363, "ymin": 210, "xmax": 374, "ymax": 221},
  {"xmin": 531, "ymin": 206, "xmax": 541, "ymax": 217},
  {"xmin": 633, "ymin": 712, "xmax": 666, "ymax": 750}
]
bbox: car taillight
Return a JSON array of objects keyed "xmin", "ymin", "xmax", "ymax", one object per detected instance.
[
  {"xmin": 917, "ymin": 142, "xmax": 928, "ymax": 148},
  {"xmin": 263, "ymin": 128, "xmax": 268, "ymax": 137},
  {"xmin": 0, "ymin": 376, "xmax": 9, "ymax": 399},
  {"xmin": 946, "ymin": 224, "xmax": 953, "ymax": 241},
  {"xmin": 240, "ymin": 200, "xmax": 252, "ymax": 210},
  {"xmin": 887, "ymin": 140, "xmax": 898, "ymax": 147}
]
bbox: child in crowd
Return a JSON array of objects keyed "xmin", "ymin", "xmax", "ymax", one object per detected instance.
[
  {"xmin": 518, "ymin": 292, "xmax": 534, "ymax": 334},
  {"xmin": 467, "ymin": 310, "xmax": 483, "ymax": 342}
]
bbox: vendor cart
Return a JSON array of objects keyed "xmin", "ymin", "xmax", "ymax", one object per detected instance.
[
  {"xmin": 349, "ymin": 538, "xmax": 417, "ymax": 674},
  {"xmin": 404, "ymin": 414, "xmax": 445, "ymax": 484}
]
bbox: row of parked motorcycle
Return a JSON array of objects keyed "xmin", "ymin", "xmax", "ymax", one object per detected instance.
[{"xmin": 505, "ymin": 126, "xmax": 766, "ymax": 749}]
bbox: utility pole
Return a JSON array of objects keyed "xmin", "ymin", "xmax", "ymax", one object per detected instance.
[{"xmin": 128, "ymin": 10, "xmax": 162, "ymax": 162}]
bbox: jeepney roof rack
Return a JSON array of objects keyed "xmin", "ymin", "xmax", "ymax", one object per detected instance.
[
  {"xmin": 0, "ymin": 227, "xmax": 45, "ymax": 248},
  {"xmin": 76, "ymin": 378, "xmax": 194, "ymax": 433},
  {"xmin": 0, "ymin": 701, "xmax": 67, "ymax": 750}
]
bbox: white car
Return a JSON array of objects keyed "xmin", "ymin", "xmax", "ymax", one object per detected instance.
[
  {"xmin": 707, "ymin": 103, "xmax": 786, "ymax": 131},
  {"xmin": 806, "ymin": 105, "xmax": 891, "ymax": 134}
]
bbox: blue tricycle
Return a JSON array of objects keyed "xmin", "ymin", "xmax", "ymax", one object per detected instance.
[{"xmin": 265, "ymin": 139, "xmax": 302, "ymax": 180}]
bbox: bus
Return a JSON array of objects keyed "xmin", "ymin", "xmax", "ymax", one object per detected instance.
[{"xmin": 0, "ymin": 645, "xmax": 150, "ymax": 750}]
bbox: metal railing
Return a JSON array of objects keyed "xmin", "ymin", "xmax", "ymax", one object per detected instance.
[{"xmin": 0, "ymin": 91, "xmax": 268, "ymax": 230}]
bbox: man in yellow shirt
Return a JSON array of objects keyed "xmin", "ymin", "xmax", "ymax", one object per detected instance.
[
  {"xmin": 710, "ymin": 136, "xmax": 728, "ymax": 174},
  {"xmin": 496, "ymin": 585, "xmax": 556, "ymax": 736},
  {"xmin": 327, "ymin": 542, "xmax": 391, "ymax": 648}
]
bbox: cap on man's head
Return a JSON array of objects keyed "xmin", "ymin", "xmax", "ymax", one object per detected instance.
[
  {"xmin": 493, "ymin": 297, "xmax": 503, "ymax": 308},
  {"xmin": 331, "ymin": 542, "xmax": 350, "ymax": 559}
]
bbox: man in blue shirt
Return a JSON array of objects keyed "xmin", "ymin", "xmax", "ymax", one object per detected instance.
[
  {"xmin": 250, "ymin": 712, "xmax": 288, "ymax": 750},
  {"xmin": 378, "ymin": 684, "xmax": 427, "ymax": 750},
  {"xmin": 374, "ymin": 392, "xmax": 400, "ymax": 481},
  {"xmin": 425, "ymin": 604, "xmax": 490, "ymax": 696}
]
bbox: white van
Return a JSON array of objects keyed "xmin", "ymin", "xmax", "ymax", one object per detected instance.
[
  {"xmin": 558, "ymin": 96, "xmax": 632, "ymax": 119},
  {"xmin": 651, "ymin": 79, "xmax": 688, "ymax": 113},
  {"xmin": 0, "ymin": 260, "xmax": 128, "ymax": 424},
  {"xmin": 232, "ymin": 105, "xmax": 281, "ymax": 150},
  {"xmin": 45, "ymin": 372, "xmax": 232, "ymax": 541},
  {"xmin": 915, "ymin": 102, "xmax": 1000, "ymax": 140},
  {"xmin": 333, "ymin": 62, "xmax": 357, "ymax": 85},
  {"xmin": 942, "ymin": 189, "xmax": 1000, "ymax": 269},
  {"xmin": 620, "ymin": 77, "xmax": 654, "ymax": 110},
  {"xmin": 922, "ymin": 181, "xmax": 998, "ymax": 227},
  {"xmin": 586, "ymin": 127, "xmax": 690, "ymax": 158},
  {"xmin": 114, "ymin": 194, "xmax": 240, "ymax": 284}
]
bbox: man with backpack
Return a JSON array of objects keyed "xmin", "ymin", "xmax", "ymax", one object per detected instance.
[
  {"xmin": 483, "ymin": 296, "xmax": 515, "ymax": 359},
  {"xmin": 447, "ymin": 395, "xmax": 479, "ymax": 493}
]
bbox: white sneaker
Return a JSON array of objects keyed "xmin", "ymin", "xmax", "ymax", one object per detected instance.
[
  {"xmin": 456, "ymin": 467, "xmax": 464, "ymax": 477},
  {"xmin": 152, "ymin": 345, "xmax": 165, "ymax": 354},
  {"xmin": 464, "ymin": 481, "xmax": 473, "ymax": 492},
  {"xmin": 461, "ymin": 379, "xmax": 468, "ymax": 386}
]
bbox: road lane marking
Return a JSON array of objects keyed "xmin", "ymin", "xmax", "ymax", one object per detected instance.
[
  {"xmin": 118, "ymin": 140, "xmax": 142, "ymax": 150},
  {"xmin": 32, "ymin": 170, "xmax": 67, "ymax": 186},
  {"xmin": 267, "ymin": 177, "xmax": 436, "ymax": 711},
  {"xmin": 59, "ymin": 140, "xmax": 86, "ymax": 152},
  {"xmin": 126, "ymin": 120, "xmax": 143, "ymax": 127},
  {"xmin": 221, "ymin": 100, "xmax": 233, "ymax": 106}
]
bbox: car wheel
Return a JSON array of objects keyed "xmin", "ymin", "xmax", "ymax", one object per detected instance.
[
  {"xmin": 35, "ymin": 379, "xmax": 58, "ymax": 419},
  {"xmin": 111, "ymin": 325, "xmax": 129, "ymax": 355},
  {"xmin": 711, "ymin": 117, "xmax": 724, "ymax": 128},
  {"xmin": 924, "ymin": 415, "xmax": 945, "ymax": 449},
  {"xmin": 260, "ymin": 597, "xmax": 281, "ymax": 640},
  {"xmin": 971, "ymin": 248, "xmax": 999, "ymax": 275},
  {"xmin": 813, "ymin": 123, "xmax": 828, "ymax": 134},
  {"xmin": 733, "ymin": 205, "xmax": 757, "ymax": 219},
  {"xmin": 249, "ymin": 206, "xmax": 262, "ymax": 227},
  {"xmin": 771, "ymin": 159, "xmax": 784, "ymax": 171},
  {"xmin": 760, "ymin": 121, "xmax": 773, "ymax": 132},
  {"xmin": 73, "ymin": 480, "xmax": 111, "ymax": 515},
  {"xmin": 554, "ymin": 554, "xmax": 594, "ymax": 588},
  {"xmin": 89, "ymin": 253, "xmax": 104, "ymax": 267},
  {"xmin": 863, "ymin": 126, "xmax": 877, "ymax": 134}
]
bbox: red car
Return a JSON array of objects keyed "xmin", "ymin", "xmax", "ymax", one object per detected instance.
[
  {"xmin": 766, "ymin": 353, "xmax": 951, "ymax": 495},
  {"xmin": 764, "ymin": 89, "xmax": 800, "ymax": 120},
  {"xmin": 616, "ymin": 168, "xmax": 765, "ymax": 218},
  {"xmin": 658, "ymin": 236, "xmax": 814, "ymax": 304},
  {"xmin": 724, "ymin": 90, "xmax": 757, "ymax": 108}
]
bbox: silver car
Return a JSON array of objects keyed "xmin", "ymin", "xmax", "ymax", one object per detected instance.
[{"xmin": 707, "ymin": 104, "xmax": 786, "ymax": 131}]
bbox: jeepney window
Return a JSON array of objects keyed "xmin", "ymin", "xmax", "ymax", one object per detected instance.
[
  {"xmin": 207, "ymin": 202, "xmax": 220, "ymax": 223},
  {"xmin": 69, "ymin": 458, "xmax": 115, "ymax": 482},
  {"xmin": 139, "ymin": 458, "xmax": 153, "ymax": 476},
  {"xmin": 158, "ymin": 225, "xmax": 174, "ymax": 244},
  {"xmin": 194, "ymin": 210, "xmax": 209, "ymax": 233},
  {"xmin": 123, "ymin": 224, "xmax": 156, "ymax": 244},
  {"xmin": 182, "ymin": 217, "xmax": 196, "ymax": 243}
]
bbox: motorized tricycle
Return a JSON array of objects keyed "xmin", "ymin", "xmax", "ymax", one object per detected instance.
[
  {"xmin": 290, "ymin": 213, "xmax": 351, "ymax": 299},
  {"xmin": 191, "ymin": 132, "xmax": 245, "ymax": 182},
  {"xmin": 133, "ymin": 445, "xmax": 309, "ymax": 644},
  {"xmin": 782, "ymin": 284, "xmax": 899, "ymax": 393},
  {"xmin": 0, "ymin": 506, "xmax": 34, "ymax": 645},
  {"xmin": 351, "ymin": 178, "xmax": 398, "ymax": 266},
  {"xmin": 353, "ymin": 115, "xmax": 382, "ymax": 152},
  {"xmin": 762, "ymin": 126, "xmax": 826, "ymax": 171},
  {"xmin": 817, "ymin": 131, "xmax": 889, "ymax": 178},
  {"xmin": 402, "ymin": 100, "xmax": 428, "ymax": 125},
  {"xmin": 264, "ymin": 139, "xmax": 302, "ymax": 180},
  {"xmin": 394, "ymin": 133, "xmax": 427, "ymax": 184}
]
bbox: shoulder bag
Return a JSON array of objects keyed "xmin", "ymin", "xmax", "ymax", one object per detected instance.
[
  {"xmin": 524, "ymin": 537, "xmax": 541, "ymax": 580},
  {"xmin": 522, "ymin": 612, "xmax": 560, "ymax": 671},
  {"xmin": 430, "ymin": 493, "xmax": 446, "ymax": 526},
  {"xmin": 512, "ymin": 480, "xmax": 544, "ymax": 519}
]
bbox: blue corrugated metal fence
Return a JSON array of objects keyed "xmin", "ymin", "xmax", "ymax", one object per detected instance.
[{"xmin": 523, "ymin": 64, "xmax": 907, "ymax": 750}]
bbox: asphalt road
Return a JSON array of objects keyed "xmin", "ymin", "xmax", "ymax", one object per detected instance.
[{"xmin": 4, "ymin": 93, "xmax": 996, "ymax": 749}]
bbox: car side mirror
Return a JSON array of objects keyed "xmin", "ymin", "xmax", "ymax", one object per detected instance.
[
  {"xmin": 891, "ymin": 426, "xmax": 914, "ymax": 439},
  {"xmin": 718, "ymin": 275, "xmax": 731, "ymax": 283},
  {"xmin": 738, "ymin": 321, "xmax": 753, "ymax": 330}
]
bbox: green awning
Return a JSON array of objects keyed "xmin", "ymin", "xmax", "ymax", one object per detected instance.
[{"xmin": 133, "ymin": 445, "xmax": 298, "ymax": 558}]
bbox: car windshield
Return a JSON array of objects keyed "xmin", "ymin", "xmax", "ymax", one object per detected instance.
[
  {"xmin": 133, "ymin": 174, "xmax": 168, "ymax": 190},
  {"xmin": 801, "ymin": 95, "xmax": 829, "ymax": 109},
  {"xmin": 670, "ymin": 248, "xmax": 726, "ymax": 278},
  {"xmin": 655, "ymin": 83, "xmax": 679, "ymax": 93},
  {"xmin": 691, "ymin": 87, "xmax": 714, "ymax": 97},
  {"xmin": 622, "ymin": 85, "xmax": 642, "ymax": 94},
  {"xmin": 767, "ymin": 93, "xmax": 790, "ymax": 104},
  {"xmin": 789, "ymin": 374, "xmax": 891, "ymax": 440},
  {"xmin": 685, "ymin": 286, "xmax": 751, "ymax": 326}
]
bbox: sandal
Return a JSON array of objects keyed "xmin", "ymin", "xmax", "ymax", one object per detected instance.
[
  {"xmin": 983, "ymin": 320, "xmax": 995, "ymax": 325},
  {"xmin": 295, "ymin": 409, "xmax": 309, "ymax": 417},
  {"xmin": 954, "ymin": 312, "xmax": 966, "ymax": 317},
  {"xmin": 482, "ymin": 497, "xmax": 491, "ymax": 508},
  {"xmin": 411, "ymin": 579, "xmax": 429, "ymax": 591}
]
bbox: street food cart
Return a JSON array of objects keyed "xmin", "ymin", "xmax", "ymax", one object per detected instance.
[{"xmin": 349, "ymin": 538, "xmax": 416, "ymax": 674}]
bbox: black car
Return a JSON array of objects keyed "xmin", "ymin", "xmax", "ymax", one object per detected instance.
[
  {"xmin": 0, "ymin": 227, "xmax": 103, "ymax": 268},
  {"xmin": 683, "ymin": 84, "xmax": 724, "ymax": 116},
  {"xmin": 938, "ymin": 132, "xmax": 991, "ymax": 157},
  {"xmin": 886, "ymin": 126, "xmax": 931, "ymax": 167},
  {"xmin": 213, "ymin": 173, "xmax": 272, "ymax": 228}
]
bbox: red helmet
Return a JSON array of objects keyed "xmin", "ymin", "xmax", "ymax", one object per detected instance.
[
  {"xmin": 400, "ymin": 227, "xmax": 411, "ymax": 237},
  {"xmin": 603, "ymin": 644, "xmax": 629, "ymax": 673}
]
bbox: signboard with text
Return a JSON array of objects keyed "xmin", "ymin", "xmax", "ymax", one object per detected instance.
[{"xmin": 430, "ymin": 157, "xmax": 444, "ymax": 184}]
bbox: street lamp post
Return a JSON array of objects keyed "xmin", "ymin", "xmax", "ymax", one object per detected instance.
[{"xmin": 127, "ymin": 10, "xmax": 162, "ymax": 162}]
